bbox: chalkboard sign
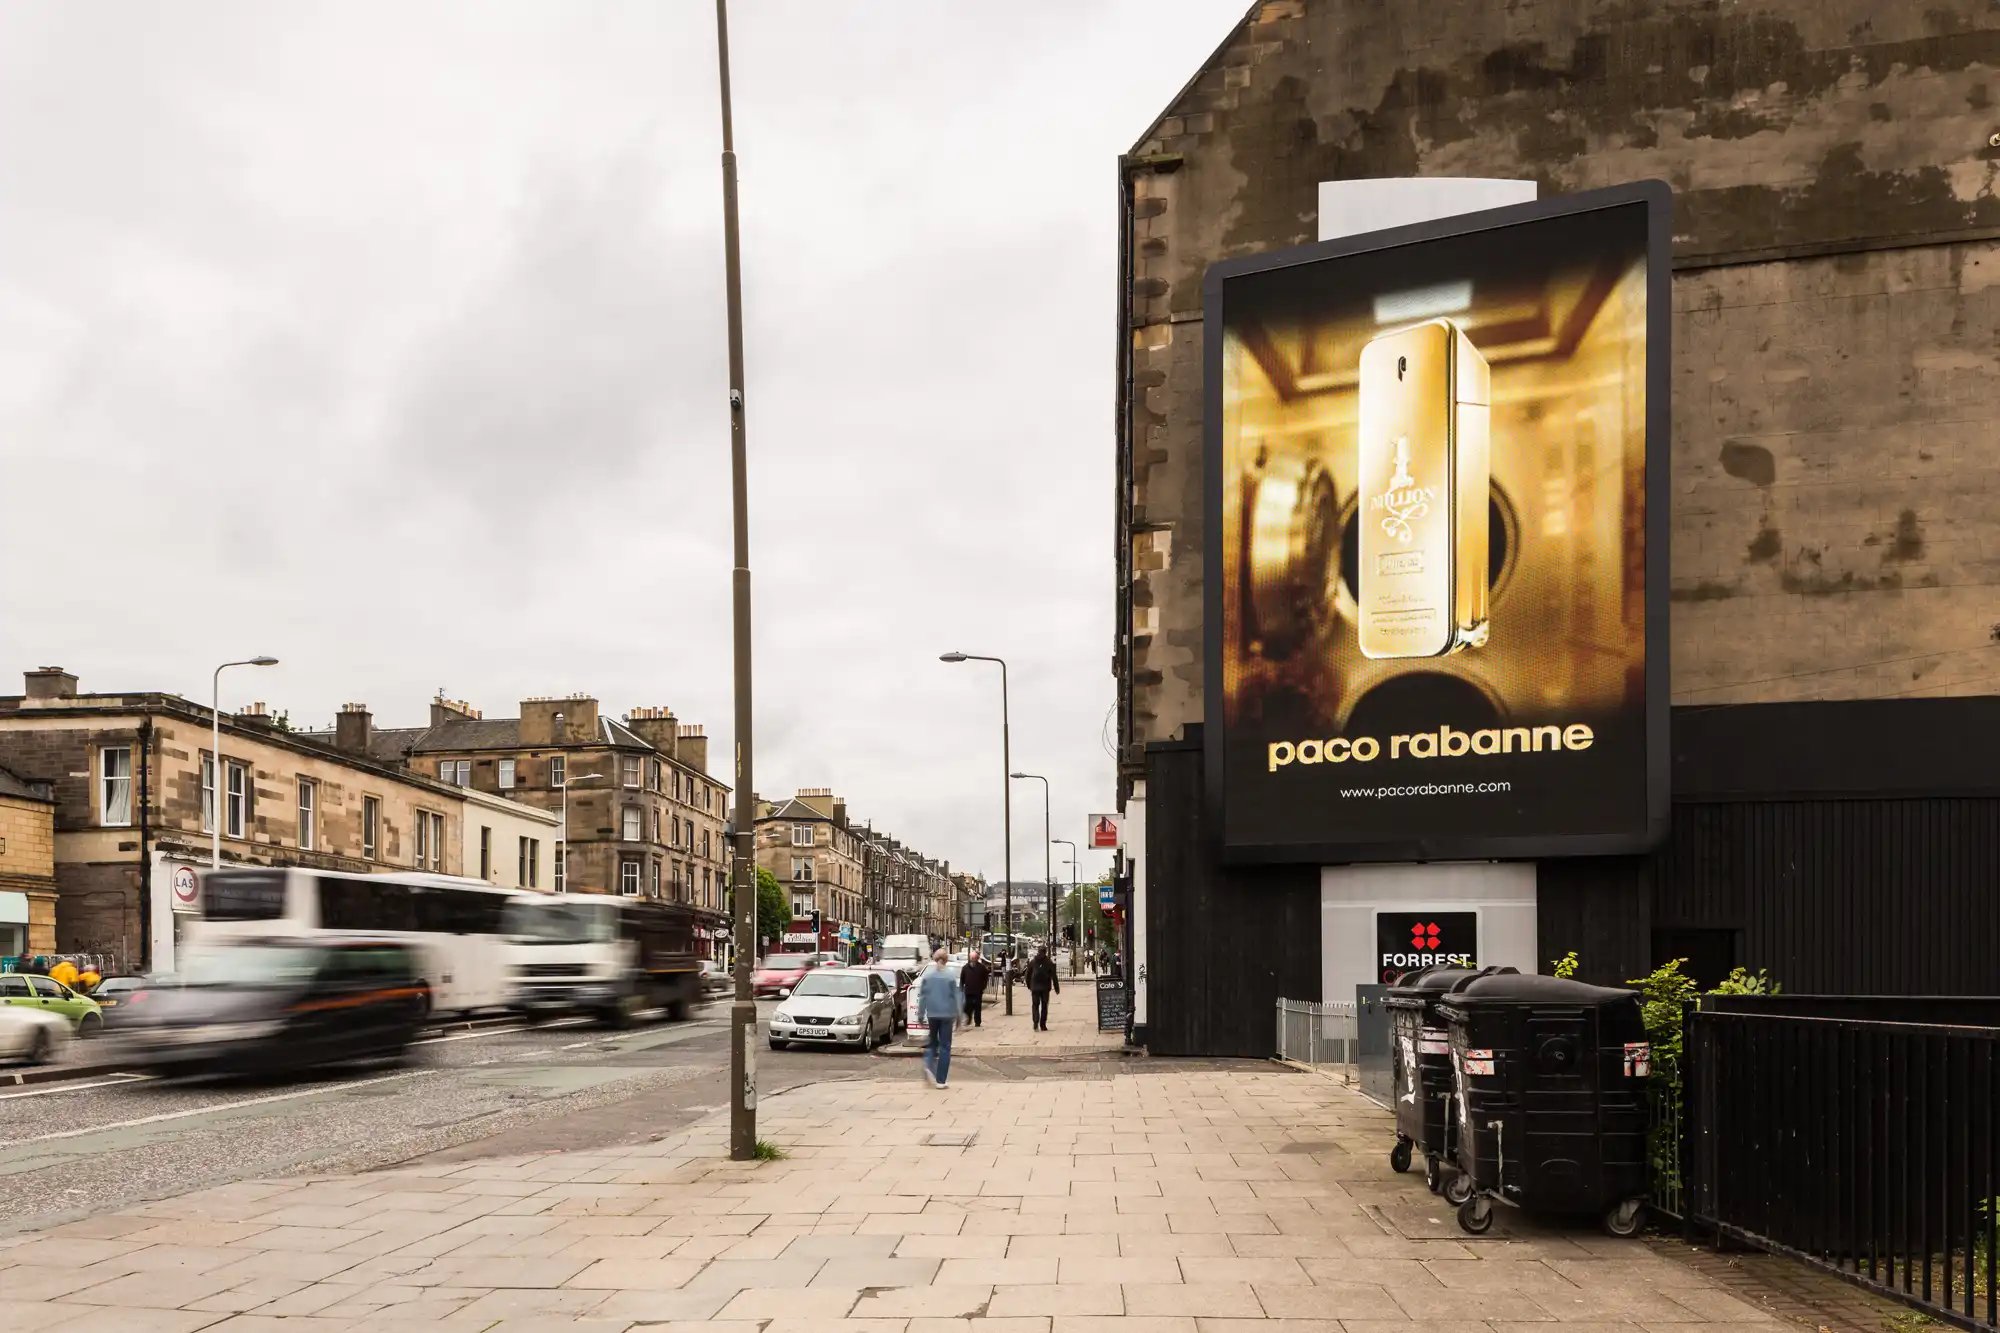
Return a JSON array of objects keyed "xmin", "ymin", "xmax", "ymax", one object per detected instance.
[{"xmin": 1095, "ymin": 977, "xmax": 1129, "ymax": 1032}]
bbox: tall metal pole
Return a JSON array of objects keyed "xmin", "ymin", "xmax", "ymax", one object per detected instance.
[
  {"xmin": 716, "ymin": 0, "xmax": 758, "ymax": 1162},
  {"xmin": 1052, "ymin": 837, "xmax": 1076, "ymax": 968},
  {"xmin": 210, "ymin": 657, "xmax": 277, "ymax": 873},
  {"xmin": 1011, "ymin": 772, "xmax": 1050, "ymax": 949},
  {"xmin": 939, "ymin": 652, "xmax": 1012, "ymax": 1012}
]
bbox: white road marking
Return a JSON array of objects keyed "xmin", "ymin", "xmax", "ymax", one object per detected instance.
[
  {"xmin": 0, "ymin": 1073, "xmax": 151, "ymax": 1101},
  {"xmin": 0, "ymin": 1069, "xmax": 435, "ymax": 1146}
]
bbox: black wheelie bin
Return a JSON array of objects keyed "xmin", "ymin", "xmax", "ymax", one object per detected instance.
[
  {"xmin": 1384, "ymin": 965, "xmax": 1509, "ymax": 1200},
  {"xmin": 1438, "ymin": 972, "xmax": 1652, "ymax": 1237}
]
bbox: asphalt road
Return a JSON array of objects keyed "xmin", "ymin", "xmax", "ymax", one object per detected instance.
[{"xmin": 0, "ymin": 1000, "xmax": 894, "ymax": 1235}]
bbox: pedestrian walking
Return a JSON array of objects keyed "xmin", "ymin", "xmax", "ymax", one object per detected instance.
[
  {"xmin": 1026, "ymin": 945, "xmax": 1060, "ymax": 1032},
  {"xmin": 961, "ymin": 950, "xmax": 990, "ymax": 1028},
  {"xmin": 916, "ymin": 948, "xmax": 961, "ymax": 1089}
]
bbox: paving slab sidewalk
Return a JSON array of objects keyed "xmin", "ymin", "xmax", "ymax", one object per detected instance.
[{"xmin": 0, "ymin": 1059, "xmax": 1907, "ymax": 1332}]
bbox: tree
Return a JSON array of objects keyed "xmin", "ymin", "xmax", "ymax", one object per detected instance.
[
  {"xmin": 1060, "ymin": 877, "xmax": 1115, "ymax": 949},
  {"xmin": 755, "ymin": 867, "xmax": 788, "ymax": 952}
]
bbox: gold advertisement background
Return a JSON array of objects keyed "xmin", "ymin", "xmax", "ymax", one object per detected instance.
[{"xmin": 1220, "ymin": 253, "xmax": 1648, "ymax": 733}]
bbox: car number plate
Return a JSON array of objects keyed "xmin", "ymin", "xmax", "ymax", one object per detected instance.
[{"xmin": 796, "ymin": 1027, "xmax": 829, "ymax": 1038}]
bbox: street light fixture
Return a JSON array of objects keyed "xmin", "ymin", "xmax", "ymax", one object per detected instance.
[
  {"xmin": 941, "ymin": 651, "xmax": 1012, "ymax": 1014},
  {"xmin": 1051, "ymin": 837, "xmax": 1078, "ymax": 967},
  {"xmin": 211, "ymin": 656, "xmax": 279, "ymax": 873},
  {"xmin": 715, "ymin": 0, "xmax": 761, "ymax": 1163},
  {"xmin": 1011, "ymin": 772, "xmax": 1052, "ymax": 950},
  {"xmin": 559, "ymin": 770, "xmax": 605, "ymax": 893}
]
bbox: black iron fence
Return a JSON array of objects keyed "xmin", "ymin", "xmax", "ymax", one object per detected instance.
[{"xmin": 1684, "ymin": 1006, "xmax": 2000, "ymax": 1330}]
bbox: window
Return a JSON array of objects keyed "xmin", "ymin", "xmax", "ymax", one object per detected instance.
[
  {"xmin": 703, "ymin": 866, "xmax": 711, "ymax": 897},
  {"xmin": 704, "ymin": 785, "xmax": 712, "ymax": 812},
  {"xmin": 650, "ymin": 859, "xmax": 661, "ymax": 898},
  {"xmin": 622, "ymin": 756, "xmax": 641, "ymax": 788},
  {"xmin": 298, "ymin": 779, "xmax": 318, "ymax": 851},
  {"xmin": 622, "ymin": 806, "xmax": 641, "ymax": 841},
  {"xmin": 226, "ymin": 761, "xmax": 248, "ymax": 839},
  {"xmin": 701, "ymin": 828, "xmax": 711, "ymax": 858},
  {"xmin": 554, "ymin": 841, "xmax": 565, "ymax": 893},
  {"xmin": 673, "ymin": 771, "xmax": 683, "ymax": 803},
  {"xmin": 648, "ymin": 758, "xmax": 661, "ymax": 792},
  {"xmin": 518, "ymin": 836, "xmax": 529, "ymax": 887},
  {"xmin": 620, "ymin": 859, "xmax": 641, "ymax": 896},
  {"xmin": 100, "ymin": 746, "xmax": 132, "ymax": 826},
  {"xmin": 791, "ymin": 823, "xmax": 814, "ymax": 847},
  {"xmin": 793, "ymin": 856, "xmax": 814, "ymax": 882},
  {"xmin": 527, "ymin": 839, "xmax": 540, "ymax": 889},
  {"xmin": 550, "ymin": 755, "xmax": 566, "ymax": 788},
  {"xmin": 415, "ymin": 810, "xmax": 444, "ymax": 871},
  {"xmin": 793, "ymin": 895, "xmax": 813, "ymax": 919},
  {"xmin": 200, "ymin": 754, "xmax": 216, "ymax": 833},
  {"xmin": 498, "ymin": 758, "xmax": 516, "ymax": 789},
  {"xmin": 362, "ymin": 797, "xmax": 380, "ymax": 861},
  {"xmin": 438, "ymin": 759, "xmax": 470, "ymax": 786},
  {"xmin": 652, "ymin": 807, "xmax": 662, "ymax": 844},
  {"xmin": 479, "ymin": 826, "xmax": 492, "ymax": 878}
]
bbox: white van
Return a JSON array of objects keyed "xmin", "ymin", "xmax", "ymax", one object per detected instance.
[{"xmin": 877, "ymin": 934, "xmax": 931, "ymax": 966}]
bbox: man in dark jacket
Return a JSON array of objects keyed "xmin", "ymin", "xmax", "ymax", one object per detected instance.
[
  {"xmin": 961, "ymin": 951, "xmax": 991, "ymax": 1027},
  {"xmin": 1025, "ymin": 946, "xmax": 1060, "ymax": 1031}
]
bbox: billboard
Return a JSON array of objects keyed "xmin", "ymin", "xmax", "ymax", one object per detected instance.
[{"xmin": 1205, "ymin": 181, "xmax": 1670, "ymax": 863}]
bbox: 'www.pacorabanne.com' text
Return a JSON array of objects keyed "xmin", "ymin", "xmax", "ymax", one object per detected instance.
[{"xmin": 1340, "ymin": 781, "xmax": 1512, "ymax": 799}]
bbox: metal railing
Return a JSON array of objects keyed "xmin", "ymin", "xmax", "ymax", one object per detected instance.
[
  {"xmin": 1275, "ymin": 998, "xmax": 1357, "ymax": 1085},
  {"xmin": 1647, "ymin": 1052, "xmax": 1683, "ymax": 1220},
  {"xmin": 1685, "ymin": 1009, "xmax": 2000, "ymax": 1331}
]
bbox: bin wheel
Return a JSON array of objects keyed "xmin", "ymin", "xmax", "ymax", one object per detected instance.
[
  {"xmin": 1457, "ymin": 1196, "xmax": 1494, "ymax": 1235},
  {"xmin": 1389, "ymin": 1140, "xmax": 1412, "ymax": 1174},
  {"xmin": 1424, "ymin": 1156, "xmax": 1442, "ymax": 1194},
  {"xmin": 1443, "ymin": 1172, "xmax": 1475, "ymax": 1206},
  {"xmin": 1601, "ymin": 1198, "xmax": 1645, "ymax": 1238}
]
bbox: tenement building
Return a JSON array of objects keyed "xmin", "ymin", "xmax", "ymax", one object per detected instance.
[
  {"xmin": 1113, "ymin": 0, "xmax": 2000, "ymax": 1054},
  {"xmin": 0, "ymin": 762, "xmax": 57, "ymax": 960},
  {"xmin": 0, "ymin": 667, "xmax": 556, "ymax": 973},
  {"xmin": 754, "ymin": 789, "xmax": 962, "ymax": 955},
  {"xmin": 341, "ymin": 694, "xmax": 731, "ymax": 955}
]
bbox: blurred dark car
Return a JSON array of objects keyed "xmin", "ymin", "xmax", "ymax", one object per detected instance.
[
  {"xmin": 858, "ymin": 963, "xmax": 917, "ymax": 1033},
  {"xmin": 88, "ymin": 974, "xmax": 153, "ymax": 1026},
  {"xmin": 699, "ymin": 959, "xmax": 732, "ymax": 1000},
  {"xmin": 125, "ymin": 939, "xmax": 427, "ymax": 1077},
  {"xmin": 752, "ymin": 952, "xmax": 818, "ymax": 999}
]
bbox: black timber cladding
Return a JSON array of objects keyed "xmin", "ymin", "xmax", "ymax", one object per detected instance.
[
  {"xmin": 1143, "ymin": 732, "xmax": 1320, "ymax": 1058},
  {"xmin": 1147, "ymin": 699, "xmax": 2000, "ymax": 1056}
]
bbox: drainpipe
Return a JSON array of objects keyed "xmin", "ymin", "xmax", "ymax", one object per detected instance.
[{"xmin": 137, "ymin": 715, "xmax": 153, "ymax": 973}]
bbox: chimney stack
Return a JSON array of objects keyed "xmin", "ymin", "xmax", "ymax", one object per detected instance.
[
  {"xmin": 430, "ymin": 693, "xmax": 481, "ymax": 727},
  {"xmin": 675, "ymin": 723, "xmax": 708, "ymax": 775},
  {"xmin": 23, "ymin": 667, "xmax": 77, "ymax": 701},
  {"xmin": 237, "ymin": 701, "xmax": 274, "ymax": 730},
  {"xmin": 335, "ymin": 702, "xmax": 373, "ymax": 756},
  {"xmin": 521, "ymin": 694, "xmax": 597, "ymax": 747},
  {"xmin": 624, "ymin": 706, "xmax": 680, "ymax": 758}
]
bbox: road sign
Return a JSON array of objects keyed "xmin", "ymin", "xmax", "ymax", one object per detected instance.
[
  {"xmin": 713, "ymin": 925, "xmax": 733, "ymax": 941},
  {"xmin": 1088, "ymin": 813, "xmax": 1122, "ymax": 849},
  {"xmin": 172, "ymin": 866, "xmax": 200, "ymax": 908},
  {"xmin": 1099, "ymin": 880, "xmax": 1116, "ymax": 910}
]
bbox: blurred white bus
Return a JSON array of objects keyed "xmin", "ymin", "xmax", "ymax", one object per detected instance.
[{"xmin": 193, "ymin": 867, "xmax": 521, "ymax": 1016}]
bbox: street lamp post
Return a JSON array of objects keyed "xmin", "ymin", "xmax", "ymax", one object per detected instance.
[
  {"xmin": 940, "ymin": 652, "xmax": 1012, "ymax": 1015},
  {"xmin": 210, "ymin": 656, "xmax": 279, "ymax": 873},
  {"xmin": 1010, "ymin": 772, "xmax": 1051, "ymax": 950},
  {"xmin": 559, "ymin": 770, "xmax": 605, "ymax": 893},
  {"xmin": 1051, "ymin": 837, "xmax": 1077, "ymax": 970},
  {"xmin": 714, "ymin": 0, "xmax": 760, "ymax": 1162}
]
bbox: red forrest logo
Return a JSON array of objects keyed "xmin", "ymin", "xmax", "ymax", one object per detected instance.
[{"xmin": 1411, "ymin": 921, "xmax": 1441, "ymax": 951}]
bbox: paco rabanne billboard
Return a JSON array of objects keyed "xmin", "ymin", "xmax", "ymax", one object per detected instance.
[{"xmin": 1204, "ymin": 181, "xmax": 1671, "ymax": 864}]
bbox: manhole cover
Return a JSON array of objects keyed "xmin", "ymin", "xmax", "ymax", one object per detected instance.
[{"xmin": 921, "ymin": 1130, "xmax": 978, "ymax": 1147}]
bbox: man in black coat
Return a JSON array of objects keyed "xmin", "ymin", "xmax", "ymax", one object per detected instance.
[
  {"xmin": 960, "ymin": 951, "xmax": 991, "ymax": 1027},
  {"xmin": 1025, "ymin": 946, "xmax": 1060, "ymax": 1031}
]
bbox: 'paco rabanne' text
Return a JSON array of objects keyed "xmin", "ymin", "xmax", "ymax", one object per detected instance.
[{"xmin": 1268, "ymin": 723, "xmax": 1593, "ymax": 772}]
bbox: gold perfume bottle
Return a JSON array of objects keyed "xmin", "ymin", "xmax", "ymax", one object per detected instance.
[{"xmin": 1357, "ymin": 318, "xmax": 1490, "ymax": 659}]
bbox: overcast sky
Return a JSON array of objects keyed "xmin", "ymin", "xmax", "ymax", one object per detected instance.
[{"xmin": 0, "ymin": 2, "xmax": 1239, "ymax": 886}]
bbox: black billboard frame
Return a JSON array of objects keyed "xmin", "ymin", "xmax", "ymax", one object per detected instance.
[{"xmin": 1201, "ymin": 178, "xmax": 1673, "ymax": 867}]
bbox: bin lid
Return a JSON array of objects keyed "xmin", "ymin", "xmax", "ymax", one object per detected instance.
[
  {"xmin": 1386, "ymin": 964, "xmax": 1512, "ymax": 1002},
  {"xmin": 1443, "ymin": 971, "xmax": 1637, "ymax": 1006}
]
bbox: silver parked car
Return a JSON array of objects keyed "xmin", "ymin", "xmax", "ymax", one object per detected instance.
[{"xmin": 768, "ymin": 967, "xmax": 896, "ymax": 1051}]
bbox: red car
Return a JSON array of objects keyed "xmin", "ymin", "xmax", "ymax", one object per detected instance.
[{"xmin": 752, "ymin": 952, "xmax": 819, "ymax": 999}]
